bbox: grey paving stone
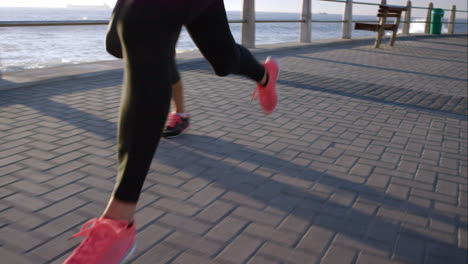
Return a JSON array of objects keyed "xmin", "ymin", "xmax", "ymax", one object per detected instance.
[
  {"xmin": 196, "ymin": 200, "xmax": 236, "ymax": 223},
  {"xmin": 0, "ymin": 247, "xmax": 37, "ymax": 264},
  {"xmin": 216, "ymin": 234, "xmax": 263, "ymax": 264},
  {"xmin": 321, "ymin": 244, "xmax": 357, "ymax": 264},
  {"xmin": 257, "ymin": 242, "xmax": 318, "ymax": 264},
  {"xmin": 0, "ymin": 35, "xmax": 467, "ymax": 264},
  {"xmin": 172, "ymin": 252, "xmax": 214, "ymax": 264},
  {"xmin": 165, "ymin": 231, "xmax": 223, "ymax": 256},
  {"xmin": 296, "ymin": 225, "xmax": 335, "ymax": 255},
  {"xmin": 158, "ymin": 213, "xmax": 210, "ymax": 235},
  {"xmin": 205, "ymin": 216, "xmax": 248, "ymax": 243},
  {"xmin": 129, "ymin": 243, "xmax": 179, "ymax": 264}
]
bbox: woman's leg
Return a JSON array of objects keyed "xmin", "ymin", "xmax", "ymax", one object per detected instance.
[
  {"xmin": 185, "ymin": 0, "xmax": 265, "ymax": 82},
  {"xmin": 184, "ymin": 0, "xmax": 278, "ymax": 113},
  {"xmin": 105, "ymin": 0, "xmax": 126, "ymax": 58},
  {"xmin": 112, "ymin": 8, "xmax": 183, "ymax": 204},
  {"xmin": 162, "ymin": 58, "xmax": 191, "ymax": 139},
  {"xmin": 169, "ymin": 54, "xmax": 185, "ymax": 114},
  {"xmin": 171, "ymin": 81, "xmax": 185, "ymax": 114},
  {"xmin": 65, "ymin": 3, "xmax": 184, "ymax": 263}
]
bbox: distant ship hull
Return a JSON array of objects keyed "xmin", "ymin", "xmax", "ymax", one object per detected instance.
[{"xmin": 67, "ymin": 4, "xmax": 110, "ymax": 9}]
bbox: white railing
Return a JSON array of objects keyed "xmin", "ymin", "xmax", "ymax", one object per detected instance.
[
  {"xmin": 320, "ymin": 0, "xmax": 466, "ymax": 39},
  {"xmin": 0, "ymin": 0, "xmax": 466, "ymax": 48}
]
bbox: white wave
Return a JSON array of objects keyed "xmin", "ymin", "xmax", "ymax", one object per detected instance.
[
  {"xmin": 175, "ymin": 48, "xmax": 198, "ymax": 54},
  {"xmin": 409, "ymin": 18, "xmax": 426, "ymax": 34},
  {"xmin": 395, "ymin": 18, "xmax": 449, "ymax": 34}
]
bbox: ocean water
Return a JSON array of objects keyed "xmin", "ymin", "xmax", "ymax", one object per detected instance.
[{"xmin": 0, "ymin": 7, "xmax": 466, "ymax": 73}]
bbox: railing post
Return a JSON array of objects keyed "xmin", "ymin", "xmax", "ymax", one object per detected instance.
[
  {"xmin": 448, "ymin": 5, "xmax": 456, "ymax": 34},
  {"xmin": 300, "ymin": 0, "xmax": 312, "ymax": 42},
  {"xmin": 380, "ymin": 0, "xmax": 387, "ymax": 5},
  {"xmin": 242, "ymin": 0, "xmax": 255, "ymax": 48},
  {"xmin": 402, "ymin": 0, "xmax": 411, "ymax": 35},
  {"xmin": 425, "ymin": 2, "xmax": 433, "ymax": 34},
  {"xmin": 342, "ymin": 0, "xmax": 353, "ymax": 39}
]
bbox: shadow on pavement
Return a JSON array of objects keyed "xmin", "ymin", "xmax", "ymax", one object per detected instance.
[{"xmin": 154, "ymin": 134, "xmax": 467, "ymax": 264}]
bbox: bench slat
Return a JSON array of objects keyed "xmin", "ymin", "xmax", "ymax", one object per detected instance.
[
  {"xmin": 380, "ymin": 5, "xmax": 408, "ymax": 12},
  {"xmin": 355, "ymin": 23, "xmax": 397, "ymax": 32},
  {"xmin": 378, "ymin": 10, "xmax": 403, "ymax": 15},
  {"xmin": 377, "ymin": 13, "xmax": 402, "ymax": 18},
  {"xmin": 355, "ymin": 4, "xmax": 406, "ymax": 48}
]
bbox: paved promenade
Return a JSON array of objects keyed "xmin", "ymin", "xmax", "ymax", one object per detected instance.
[{"xmin": 0, "ymin": 35, "xmax": 467, "ymax": 264}]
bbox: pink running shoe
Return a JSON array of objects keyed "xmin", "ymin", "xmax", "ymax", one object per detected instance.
[
  {"xmin": 162, "ymin": 112, "xmax": 190, "ymax": 139},
  {"xmin": 251, "ymin": 56, "xmax": 279, "ymax": 114},
  {"xmin": 64, "ymin": 218, "xmax": 136, "ymax": 264}
]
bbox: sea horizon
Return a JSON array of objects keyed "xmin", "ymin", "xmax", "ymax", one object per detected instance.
[{"xmin": 1, "ymin": 7, "xmax": 466, "ymax": 73}]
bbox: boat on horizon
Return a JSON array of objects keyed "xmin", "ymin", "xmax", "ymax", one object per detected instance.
[{"xmin": 67, "ymin": 1, "xmax": 111, "ymax": 9}]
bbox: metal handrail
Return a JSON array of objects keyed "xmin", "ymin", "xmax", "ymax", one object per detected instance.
[
  {"xmin": 2, "ymin": 18, "xmax": 466, "ymax": 28},
  {"xmin": 0, "ymin": 0, "xmax": 465, "ymax": 48},
  {"xmin": 0, "ymin": 20, "xmax": 109, "ymax": 27},
  {"xmin": 0, "ymin": 19, "xmax": 244, "ymax": 27},
  {"xmin": 321, "ymin": 0, "xmax": 468, "ymax": 12},
  {"xmin": 0, "ymin": 20, "xmax": 302, "ymax": 27},
  {"xmin": 255, "ymin": 20, "xmax": 303, "ymax": 23},
  {"xmin": 0, "ymin": 0, "xmax": 466, "ymax": 28}
]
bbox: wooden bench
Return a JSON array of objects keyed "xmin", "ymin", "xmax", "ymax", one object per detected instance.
[{"xmin": 355, "ymin": 5, "xmax": 408, "ymax": 48}]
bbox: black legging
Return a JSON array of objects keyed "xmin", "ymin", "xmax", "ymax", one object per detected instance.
[
  {"xmin": 109, "ymin": 0, "xmax": 265, "ymax": 202},
  {"xmin": 106, "ymin": 0, "xmax": 182, "ymax": 84}
]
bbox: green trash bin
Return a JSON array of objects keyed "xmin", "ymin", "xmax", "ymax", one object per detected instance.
[{"xmin": 430, "ymin": 8, "xmax": 444, "ymax": 34}]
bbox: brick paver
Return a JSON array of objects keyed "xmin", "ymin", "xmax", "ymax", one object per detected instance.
[{"xmin": 0, "ymin": 35, "xmax": 467, "ymax": 264}]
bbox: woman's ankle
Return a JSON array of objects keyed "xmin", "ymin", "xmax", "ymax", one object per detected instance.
[
  {"xmin": 102, "ymin": 197, "xmax": 137, "ymax": 222},
  {"xmin": 259, "ymin": 71, "xmax": 269, "ymax": 86}
]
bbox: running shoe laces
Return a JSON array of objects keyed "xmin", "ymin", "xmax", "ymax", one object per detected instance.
[
  {"xmin": 250, "ymin": 87, "xmax": 259, "ymax": 102},
  {"xmin": 65, "ymin": 218, "xmax": 130, "ymax": 264},
  {"xmin": 251, "ymin": 56, "xmax": 279, "ymax": 114},
  {"xmin": 166, "ymin": 113, "xmax": 183, "ymax": 128}
]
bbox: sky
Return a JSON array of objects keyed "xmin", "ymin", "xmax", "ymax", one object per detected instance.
[{"xmin": 0, "ymin": 0, "xmax": 466, "ymax": 17}]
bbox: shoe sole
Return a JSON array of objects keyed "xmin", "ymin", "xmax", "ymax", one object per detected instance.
[
  {"xmin": 162, "ymin": 126, "xmax": 189, "ymax": 139},
  {"xmin": 119, "ymin": 241, "xmax": 137, "ymax": 264},
  {"xmin": 264, "ymin": 56, "xmax": 280, "ymax": 113},
  {"xmin": 268, "ymin": 56, "xmax": 281, "ymax": 101}
]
